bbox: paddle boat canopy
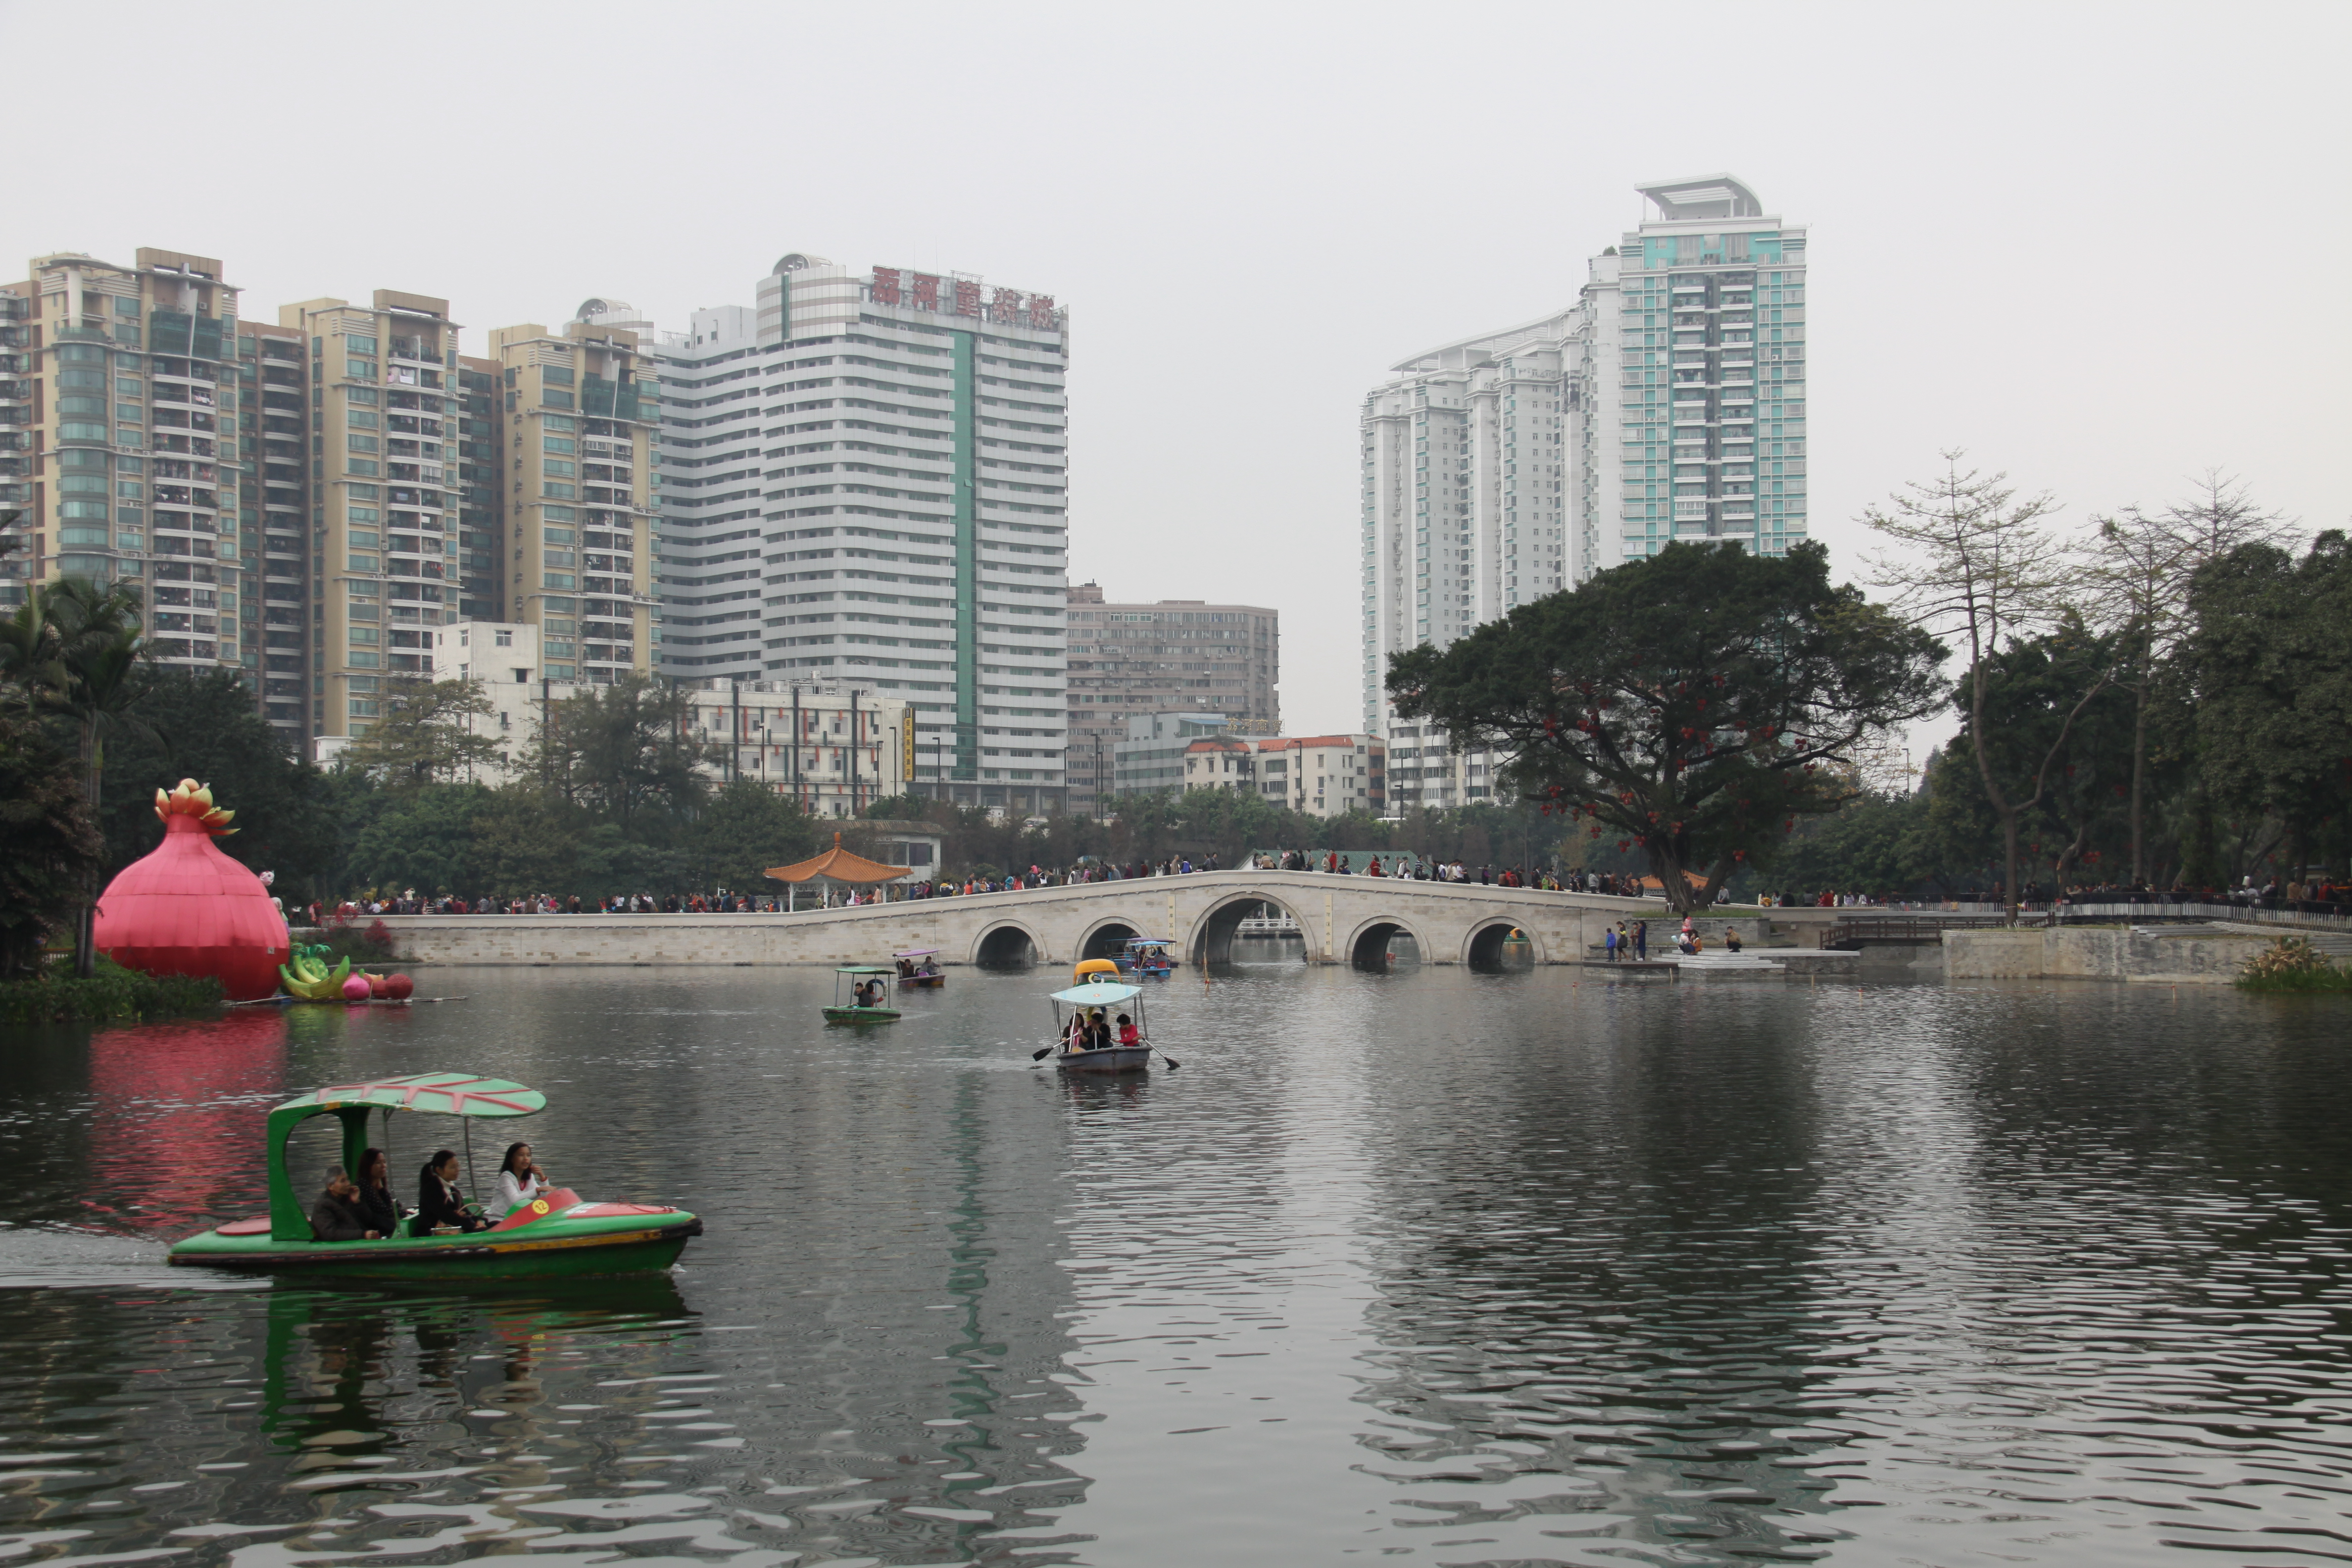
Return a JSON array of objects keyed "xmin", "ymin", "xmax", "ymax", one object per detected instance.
[
  {"xmin": 1046, "ymin": 975, "xmax": 1154, "ymax": 1072},
  {"xmin": 167, "ymin": 1072, "xmax": 701, "ymax": 1279},
  {"xmin": 892, "ymin": 948, "xmax": 945, "ymax": 988},
  {"xmin": 826, "ymin": 965, "xmax": 901, "ymax": 1023}
]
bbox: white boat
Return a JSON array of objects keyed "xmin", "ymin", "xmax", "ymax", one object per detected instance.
[{"xmin": 1041, "ymin": 970, "xmax": 1157, "ymax": 1072}]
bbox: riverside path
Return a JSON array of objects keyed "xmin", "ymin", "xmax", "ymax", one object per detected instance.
[{"xmin": 362, "ymin": 871, "xmax": 1841, "ymax": 970}]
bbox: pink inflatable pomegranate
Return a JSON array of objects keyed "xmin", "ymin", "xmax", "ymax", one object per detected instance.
[{"xmin": 94, "ymin": 781, "xmax": 290, "ymax": 1002}]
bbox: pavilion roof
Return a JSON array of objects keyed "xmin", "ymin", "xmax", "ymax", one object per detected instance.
[{"xmin": 765, "ymin": 832, "xmax": 912, "ymax": 885}]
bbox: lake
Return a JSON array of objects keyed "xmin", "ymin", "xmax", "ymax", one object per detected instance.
[{"xmin": 1, "ymin": 955, "xmax": 2347, "ymax": 1566}]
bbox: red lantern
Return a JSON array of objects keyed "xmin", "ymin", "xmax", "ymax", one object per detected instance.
[{"xmin": 94, "ymin": 780, "xmax": 291, "ymax": 1002}]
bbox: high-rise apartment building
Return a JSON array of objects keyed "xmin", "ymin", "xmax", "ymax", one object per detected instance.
[
  {"xmin": 647, "ymin": 253, "xmax": 1071, "ymax": 815},
  {"xmin": 1580, "ymin": 174, "xmax": 1808, "ymax": 573},
  {"xmin": 241, "ymin": 315, "xmax": 311, "ymax": 738},
  {"xmin": 0, "ymin": 249, "xmax": 252, "ymax": 681},
  {"xmin": 279, "ymin": 291, "xmax": 463, "ymax": 739},
  {"xmin": 480, "ymin": 319, "xmax": 658, "ymax": 685},
  {"xmin": 1064, "ymin": 582, "xmax": 1279, "ymax": 817},
  {"xmin": 1360, "ymin": 175, "xmax": 1807, "ymax": 737}
]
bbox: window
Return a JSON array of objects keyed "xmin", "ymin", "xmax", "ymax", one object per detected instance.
[
  {"xmin": 493, "ymin": 629, "xmax": 512, "ymax": 647},
  {"xmin": 346, "ymin": 336, "xmax": 378, "ymax": 356},
  {"xmin": 347, "ymin": 530, "xmax": 379, "ymax": 549},
  {"xmin": 542, "ymin": 390, "xmax": 574, "ymax": 410},
  {"xmin": 542, "ymin": 527, "xmax": 575, "ymax": 544},
  {"xmin": 542, "ymin": 365, "xmax": 575, "ymax": 386},
  {"xmin": 347, "ymin": 360, "xmax": 375, "ymax": 381},
  {"xmin": 348, "ymin": 506, "xmax": 378, "ymax": 525},
  {"xmin": 345, "ymin": 386, "xmax": 379, "ymax": 406},
  {"xmin": 347, "ymin": 553, "xmax": 378, "ymax": 571},
  {"xmin": 347, "ymin": 434, "xmax": 378, "ymax": 452},
  {"xmin": 348, "ymin": 626, "xmax": 379, "ymax": 644},
  {"xmin": 543, "ymin": 436, "xmax": 575, "ymax": 454}
]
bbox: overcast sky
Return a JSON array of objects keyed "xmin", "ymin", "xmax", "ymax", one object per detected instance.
[{"xmin": 7, "ymin": 0, "xmax": 2345, "ymax": 749}]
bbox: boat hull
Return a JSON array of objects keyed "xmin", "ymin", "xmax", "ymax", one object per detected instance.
[
  {"xmin": 167, "ymin": 1211, "xmax": 701, "ymax": 1280},
  {"xmin": 824, "ymin": 1006, "xmax": 901, "ymax": 1023},
  {"xmin": 1054, "ymin": 1046, "xmax": 1152, "ymax": 1073},
  {"xmin": 899, "ymin": 975, "xmax": 945, "ymax": 988}
]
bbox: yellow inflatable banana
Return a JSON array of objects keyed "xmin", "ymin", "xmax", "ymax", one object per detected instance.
[{"xmin": 278, "ymin": 954, "xmax": 351, "ymax": 1000}]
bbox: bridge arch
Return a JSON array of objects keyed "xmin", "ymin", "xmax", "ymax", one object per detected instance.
[
  {"xmin": 970, "ymin": 918, "xmax": 1046, "ymax": 968},
  {"xmin": 1463, "ymin": 917, "xmax": 1546, "ymax": 969},
  {"xmin": 1184, "ymin": 888, "xmax": 1316, "ymax": 966},
  {"xmin": 1342, "ymin": 912, "xmax": 1435, "ymax": 970},
  {"xmin": 1075, "ymin": 915, "xmax": 1149, "ymax": 964}
]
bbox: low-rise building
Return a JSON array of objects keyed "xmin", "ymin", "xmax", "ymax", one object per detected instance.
[
  {"xmin": 1111, "ymin": 711, "xmax": 1232, "ymax": 796},
  {"xmin": 329, "ymin": 619, "xmax": 909, "ymax": 817},
  {"xmin": 1248, "ymin": 733, "xmax": 1386, "ymax": 818},
  {"xmin": 1111, "ymin": 711, "xmax": 1385, "ymax": 819}
]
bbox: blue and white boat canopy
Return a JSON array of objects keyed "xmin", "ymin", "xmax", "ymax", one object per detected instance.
[{"xmin": 1050, "ymin": 981, "xmax": 1144, "ymax": 1005}]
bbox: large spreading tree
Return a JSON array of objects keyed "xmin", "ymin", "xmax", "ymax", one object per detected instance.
[{"xmin": 1386, "ymin": 540, "xmax": 1946, "ymax": 913}]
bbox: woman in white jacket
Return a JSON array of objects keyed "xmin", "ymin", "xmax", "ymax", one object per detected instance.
[{"xmin": 490, "ymin": 1141, "xmax": 554, "ymax": 1219}]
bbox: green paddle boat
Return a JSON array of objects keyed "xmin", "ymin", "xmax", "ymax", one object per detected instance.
[
  {"xmin": 167, "ymin": 1072, "xmax": 701, "ymax": 1280},
  {"xmin": 824, "ymin": 965, "xmax": 901, "ymax": 1024}
]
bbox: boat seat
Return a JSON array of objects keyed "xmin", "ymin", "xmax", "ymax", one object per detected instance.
[{"xmin": 214, "ymin": 1217, "xmax": 272, "ymax": 1236}]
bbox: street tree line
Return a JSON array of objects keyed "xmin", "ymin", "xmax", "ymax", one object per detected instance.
[{"xmin": 1390, "ymin": 463, "xmax": 2347, "ymax": 917}]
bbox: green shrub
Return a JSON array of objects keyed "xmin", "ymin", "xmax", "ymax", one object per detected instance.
[
  {"xmin": 2236, "ymin": 936, "xmax": 2352, "ymax": 993},
  {"xmin": 0, "ymin": 957, "xmax": 226, "ymax": 1025}
]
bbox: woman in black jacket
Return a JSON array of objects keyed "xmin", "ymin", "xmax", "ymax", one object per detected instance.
[
  {"xmin": 355, "ymin": 1147, "xmax": 403, "ymax": 1237},
  {"xmin": 416, "ymin": 1149, "xmax": 489, "ymax": 1234}
]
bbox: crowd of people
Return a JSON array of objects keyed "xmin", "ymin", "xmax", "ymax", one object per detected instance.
[{"xmin": 297, "ymin": 866, "xmax": 2348, "ymax": 921}]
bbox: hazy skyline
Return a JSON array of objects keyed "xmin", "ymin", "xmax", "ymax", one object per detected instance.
[{"xmin": 6, "ymin": 0, "xmax": 2344, "ymax": 744}]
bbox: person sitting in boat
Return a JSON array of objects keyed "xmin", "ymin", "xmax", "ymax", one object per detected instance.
[
  {"xmin": 490, "ymin": 1140, "xmax": 552, "ymax": 1220},
  {"xmin": 896, "ymin": 957, "xmax": 915, "ymax": 979},
  {"xmin": 1084, "ymin": 1009, "xmax": 1113, "ymax": 1050},
  {"xmin": 355, "ymin": 1147, "xmax": 404, "ymax": 1237},
  {"xmin": 416, "ymin": 1150, "xmax": 490, "ymax": 1235},
  {"xmin": 310, "ymin": 1165, "xmax": 382, "ymax": 1242},
  {"xmin": 1116, "ymin": 1013, "xmax": 1140, "ymax": 1048}
]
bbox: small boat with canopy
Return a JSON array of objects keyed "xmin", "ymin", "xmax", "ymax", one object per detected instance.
[
  {"xmin": 826, "ymin": 965, "xmax": 900, "ymax": 1023},
  {"xmin": 893, "ymin": 949, "xmax": 945, "ymax": 988},
  {"xmin": 1036, "ymin": 961, "xmax": 1159, "ymax": 1072},
  {"xmin": 1117, "ymin": 936, "xmax": 1177, "ymax": 976},
  {"xmin": 167, "ymin": 1072, "xmax": 701, "ymax": 1279}
]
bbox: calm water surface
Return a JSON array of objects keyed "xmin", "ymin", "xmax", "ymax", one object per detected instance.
[{"xmin": 1, "ymin": 956, "xmax": 2349, "ymax": 1567}]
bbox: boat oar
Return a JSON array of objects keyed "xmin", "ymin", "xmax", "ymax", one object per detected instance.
[
  {"xmin": 1155, "ymin": 1048, "xmax": 1181, "ymax": 1070},
  {"xmin": 1030, "ymin": 1043, "xmax": 1056, "ymax": 1062}
]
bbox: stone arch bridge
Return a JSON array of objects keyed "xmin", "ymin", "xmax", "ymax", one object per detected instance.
[{"xmin": 373, "ymin": 871, "xmax": 1819, "ymax": 970}]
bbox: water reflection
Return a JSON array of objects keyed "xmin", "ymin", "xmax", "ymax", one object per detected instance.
[{"xmin": 0, "ymin": 967, "xmax": 2349, "ymax": 1566}]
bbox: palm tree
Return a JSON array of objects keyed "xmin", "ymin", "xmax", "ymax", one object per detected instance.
[{"xmin": 40, "ymin": 576, "xmax": 151, "ymax": 976}]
